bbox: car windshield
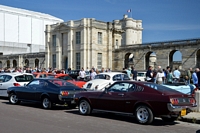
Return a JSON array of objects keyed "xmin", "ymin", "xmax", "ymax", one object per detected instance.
[
  {"xmin": 95, "ymin": 74, "xmax": 110, "ymax": 80},
  {"xmin": 48, "ymin": 79, "xmax": 75, "ymax": 86},
  {"xmin": 137, "ymin": 72, "xmax": 145, "ymax": 76},
  {"xmin": 143, "ymin": 82, "xmax": 181, "ymax": 93}
]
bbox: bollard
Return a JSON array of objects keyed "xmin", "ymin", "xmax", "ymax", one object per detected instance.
[{"xmin": 195, "ymin": 90, "xmax": 200, "ymax": 112}]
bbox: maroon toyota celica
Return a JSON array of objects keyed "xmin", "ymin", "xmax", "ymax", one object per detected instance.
[{"xmin": 74, "ymin": 81, "xmax": 197, "ymax": 124}]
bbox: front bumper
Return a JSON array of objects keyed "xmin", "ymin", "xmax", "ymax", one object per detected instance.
[{"xmin": 167, "ymin": 103, "xmax": 197, "ymax": 112}]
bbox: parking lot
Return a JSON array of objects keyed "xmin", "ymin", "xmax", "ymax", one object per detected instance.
[{"xmin": 0, "ymin": 97, "xmax": 199, "ymax": 133}]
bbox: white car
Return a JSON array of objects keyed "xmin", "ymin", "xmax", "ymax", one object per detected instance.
[
  {"xmin": 137, "ymin": 72, "xmax": 146, "ymax": 81},
  {"xmin": 83, "ymin": 72, "xmax": 131, "ymax": 91},
  {"xmin": 0, "ymin": 72, "xmax": 34, "ymax": 97}
]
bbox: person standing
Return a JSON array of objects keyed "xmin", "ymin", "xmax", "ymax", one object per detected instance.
[
  {"xmin": 192, "ymin": 68, "xmax": 199, "ymax": 88},
  {"xmin": 79, "ymin": 68, "xmax": 86, "ymax": 81},
  {"xmin": 155, "ymin": 69, "xmax": 164, "ymax": 84},
  {"xmin": 196, "ymin": 68, "xmax": 200, "ymax": 89},
  {"xmin": 173, "ymin": 67, "xmax": 181, "ymax": 82},
  {"xmin": 146, "ymin": 66, "xmax": 153, "ymax": 82},
  {"xmin": 90, "ymin": 68, "xmax": 97, "ymax": 80},
  {"xmin": 167, "ymin": 70, "xmax": 174, "ymax": 84},
  {"xmin": 131, "ymin": 67, "xmax": 137, "ymax": 81},
  {"xmin": 185, "ymin": 68, "xmax": 192, "ymax": 84}
]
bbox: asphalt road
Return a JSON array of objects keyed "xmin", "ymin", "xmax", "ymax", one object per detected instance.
[{"xmin": 0, "ymin": 97, "xmax": 199, "ymax": 133}]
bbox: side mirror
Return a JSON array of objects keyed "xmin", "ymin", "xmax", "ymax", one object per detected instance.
[{"xmin": 24, "ymin": 83, "xmax": 27, "ymax": 87}]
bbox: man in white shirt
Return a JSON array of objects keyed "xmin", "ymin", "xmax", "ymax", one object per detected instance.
[
  {"xmin": 90, "ymin": 68, "xmax": 97, "ymax": 80},
  {"xmin": 79, "ymin": 68, "xmax": 86, "ymax": 81},
  {"xmin": 173, "ymin": 67, "xmax": 181, "ymax": 82}
]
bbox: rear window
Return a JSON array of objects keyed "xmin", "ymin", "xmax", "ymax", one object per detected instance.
[
  {"xmin": 48, "ymin": 79, "xmax": 75, "ymax": 87},
  {"xmin": 15, "ymin": 75, "xmax": 34, "ymax": 82}
]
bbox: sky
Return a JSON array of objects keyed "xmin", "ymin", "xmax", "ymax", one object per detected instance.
[{"xmin": 0, "ymin": 0, "xmax": 199, "ymax": 60}]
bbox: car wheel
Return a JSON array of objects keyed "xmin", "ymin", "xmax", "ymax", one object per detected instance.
[
  {"xmin": 9, "ymin": 93, "xmax": 20, "ymax": 104},
  {"xmin": 135, "ymin": 105, "xmax": 154, "ymax": 124},
  {"xmin": 79, "ymin": 100, "xmax": 91, "ymax": 115},
  {"xmin": 162, "ymin": 117, "xmax": 178, "ymax": 122},
  {"xmin": 42, "ymin": 97, "xmax": 52, "ymax": 109}
]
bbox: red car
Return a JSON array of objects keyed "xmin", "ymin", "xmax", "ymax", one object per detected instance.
[
  {"xmin": 52, "ymin": 74, "xmax": 86, "ymax": 88},
  {"xmin": 74, "ymin": 81, "xmax": 197, "ymax": 124}
]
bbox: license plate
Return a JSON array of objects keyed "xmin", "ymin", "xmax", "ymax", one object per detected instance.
[{"xmin": 181, "ymin": 109, "xmax": 186, "ymax": 116}]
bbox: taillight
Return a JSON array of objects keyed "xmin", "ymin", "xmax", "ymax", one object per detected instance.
[
  {"xmin": 13, "ymin": 83, "xmax": 20, "ymax": 86},
  {"xmin": 170, "ymin": 98, "xmax": 179, "ymax": 105},
  {"xmin": 61, "ymin": 91, "xmax": 69, "ymax": 96},
  {"xmin": 189, "ymin": 98, "xmax": 196, "ymax": 105},
  {"xmin": 192, "ymin": 88, "xmax": 198, "ymax": 97}
]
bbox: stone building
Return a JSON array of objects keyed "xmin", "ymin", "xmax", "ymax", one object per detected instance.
[{"xmin": 45, "ymin": 15, "xmax": 143, "ymax": 70}]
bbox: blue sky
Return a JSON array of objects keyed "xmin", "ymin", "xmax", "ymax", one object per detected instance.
[{"xmin": 0, "ymin": 0, "xmax": 199, "ymax": 61}]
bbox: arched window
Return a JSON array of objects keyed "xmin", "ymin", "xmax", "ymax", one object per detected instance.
[
  {"xmin": 25, "ymin": 59, "xmax": 29, "ymax": 67},
  {"xmin": 13, "ymin": 60, "xmax": 17, "ymax": 68},
  {"xmin": 35, "ymin": 59, "xmax": 39, "ymax": 68},
  {"xmin": 7, "ymin": 60, "xmax": 10, "ymax": 68}
]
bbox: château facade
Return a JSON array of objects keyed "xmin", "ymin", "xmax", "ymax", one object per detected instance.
[{"xmin": 45, "ymin": 15, "xmax": 143, "ymax": 70}]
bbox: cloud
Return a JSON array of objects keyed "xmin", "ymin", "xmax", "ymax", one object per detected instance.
[{"xmin": 144, "ymin": 24, "xmax": 200, "ymax": 31}]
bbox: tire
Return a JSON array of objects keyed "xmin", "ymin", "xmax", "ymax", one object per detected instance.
[
  {"xmin": 135, "ymin": 105, "xmax": 154, "ymax": 124},
  {"xmin": 42, "ymin": 97, "xmax": 52, "ymax": 109},
  {"xmin": 162, "ymin": 117, "xmax": 178, "ymax": 122},
  {"xmin": 79, "ymin": 100, "xmax": 92, "ymax": 115},
  {"xmin": 9, "ymin": 93, "xmax": 20, "ymax": 105}
]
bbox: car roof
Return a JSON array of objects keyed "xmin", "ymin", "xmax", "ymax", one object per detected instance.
[
  {"xmin": 0, "ymin": 72, "xmax": 33, "ymax": 76},
  {"xmin": 97, "ymin": 72, "xmax": 126, "ymax": 76}
]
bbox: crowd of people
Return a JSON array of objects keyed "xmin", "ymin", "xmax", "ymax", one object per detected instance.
[{"xmin": 1, "ymin": 65, "xmax": 200, "ymax": 89}]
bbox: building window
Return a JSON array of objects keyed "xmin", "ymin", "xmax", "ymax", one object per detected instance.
[
  {"xmin": 52, "ymin": 54, "xmax": 56, "ymax": 68},
  {"xmin": 98, "ymin": 32, "xmax": 102, "ymax": 44},
  {"xmin": 97, "ymin": 53, "xmax": 102, "ymax": 70},
  {"xmin": 76, "ymin": 32, "xmax": 81, "ymax": 44},
  {"xmin": 76, "ymin": 53, "xmax": 80, "ymax": 69},
  {"xmin": 52, "ymin": 35, "xmax": 56, "ymax": 47}
]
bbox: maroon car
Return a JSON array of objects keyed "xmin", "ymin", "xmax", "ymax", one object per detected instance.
[{"xmin": 74, "ymin": 81, "xmax": 197, "ymax": 124}]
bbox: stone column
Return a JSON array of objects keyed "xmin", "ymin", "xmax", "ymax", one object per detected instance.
[
  {"xmin": 45, "ymin": 25, "xmax": 51, "ymax": 68},
  {"xmin": 195, "ymin": 90, "xmax": 200, "ymax": 112}
]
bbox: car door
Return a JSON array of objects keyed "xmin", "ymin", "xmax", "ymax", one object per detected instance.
[
  {"xmin": 17, "ymin": 80, "xmax": 40, "ymax": 100},
  {"xmin": 95, "ymin": 82, "xmax": 130, "ymax": 112},
  {"xmin": 0, "ymin": 75, "xmax": 13, "ymax": 96}
]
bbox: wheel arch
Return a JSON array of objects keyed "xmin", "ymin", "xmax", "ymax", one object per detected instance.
[{"xmin": 78, "ymin": 97, "xmax": 92, "ymax": 108}]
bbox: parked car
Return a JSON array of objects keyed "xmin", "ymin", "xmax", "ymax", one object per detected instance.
[
  {"xmin": 137, "ymin": 72, "xmax": 146, "ymax": 81},
  {"xmin": 7, "ymin": 78, "xmax": 85, "ymax": 109},
  {"xmin": 74, "ymin": 81, "xmax": 197, "ymax": 124},
  {"xmin": 0, "ymin": 72, "xmax": 34, "ymax": 97},
  {"xmin": 67, "ymin": 70, "xmax": 80, "ymax": 80},
  {"xmin": 162, "ymin": 82, "xmax": 197, "ymax": 96},
  {"xmin": 83, "ymin": 72, "xmax": 130, "ymax": 91},
  {"xmin": 48, "ymin": 74, "xmax": 86, "ymax": 88},
  {"xmin": 33, "ymin": 72, "xmax": 54, "ymax": 78}
]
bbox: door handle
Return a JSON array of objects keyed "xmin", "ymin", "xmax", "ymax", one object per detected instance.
[{"xmin": 118, "ymin": 93, "xmax": 124, "ymax": 96}]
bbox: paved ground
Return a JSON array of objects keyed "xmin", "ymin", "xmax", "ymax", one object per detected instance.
[
  {"xmin": 179, "ymin": 112, "xmax": 200, "ymax": 124},
  {"xmin": 0, "ymin": 98, "xmax": 199, "ymax": 133}
]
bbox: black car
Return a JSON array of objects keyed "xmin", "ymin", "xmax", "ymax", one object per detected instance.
[
  {"xmin": 67, "ymin": 70, "xmax": 80, "ymax": 80},
  {"xmin": 7, "ymin": 78, "xmax": 85, "ymax": 109}
]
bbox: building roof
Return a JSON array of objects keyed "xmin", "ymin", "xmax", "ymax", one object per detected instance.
[{"xmin": 0, "ymin": 4, "xmax": 63, "ymax": 22}]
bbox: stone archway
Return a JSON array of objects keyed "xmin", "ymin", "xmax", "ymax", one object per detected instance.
[
  {"xmin": 13, "ymin": 60, "xmax": 17, "ymax": 68},
  {"xmin": 124, "ymin": 53, "xmax": 134, "ymax": 69},
  {"xmin": 145, "ymin": 52, "xmax": 156, "ymax": 70},
  {"xmin": 196, "ymin": 49, "xmax": 200, "ymax": 68},
  {"xmin": 169, "ymin": 50, "xmax": 182, "ymax": 69}
]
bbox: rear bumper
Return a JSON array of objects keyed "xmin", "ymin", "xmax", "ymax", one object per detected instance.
[{"xmin": 167, "ymin": 103, "xmax": 197, "ymax": 112}]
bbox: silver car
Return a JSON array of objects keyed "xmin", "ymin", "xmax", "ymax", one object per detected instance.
[{"xmin": 0, "ymin": 72, "xmax": 34, "ymax": 97}]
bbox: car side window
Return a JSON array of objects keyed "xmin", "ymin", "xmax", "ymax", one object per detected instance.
[
  {"xmin": 113, "ymin": 75, "xmax": 121, "ymax": 81},
  {"xmin": 108, "ymin": 83, "xmax": 130, "ymax": 92},
  {"xmin": 28, "ymin": 80, "xmax": 39, "ymax": 86},
  {"xmin": 0, "ymin": 75, "xmax": 6, "ymax": 82},
  {"xmin": 4, "ymin": 75, "xmax": 12, "ymax": 82}
]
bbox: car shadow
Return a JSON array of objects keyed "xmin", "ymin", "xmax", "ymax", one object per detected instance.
[
  {"xmin": 65, "ymin": 110, "xmax": 180, "ymax": 126},
  {"xmin": 2, "ymin": 100, "xmax": 76, "ymax": 110}
]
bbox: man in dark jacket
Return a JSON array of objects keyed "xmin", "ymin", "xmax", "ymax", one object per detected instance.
[{"xmin": 131, "ymin": 67, "xmax": 137, "ymax": 80}]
